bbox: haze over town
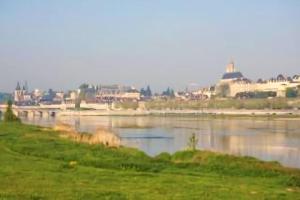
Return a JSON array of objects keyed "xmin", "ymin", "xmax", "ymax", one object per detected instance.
[{"xmin": 1, "ymin": 0, "xmax": 300, "ymax": 92}]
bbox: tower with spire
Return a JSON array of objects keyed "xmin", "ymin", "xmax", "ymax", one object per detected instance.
[
  {"xmin": 14, "ymin": 81, "xmax": 30, "ymax": 104},
  {"xmin": 14, "ymin": 82, "xmax": 23, "ymax": 102},
  {"xmin": 221, "ymin": 59, "xmax": 243, "ymax": 81}
]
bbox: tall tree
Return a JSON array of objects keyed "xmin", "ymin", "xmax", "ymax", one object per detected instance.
[
  {"xmin": 162, "ymin": 87, "xmax": 175, "ymax": 97},
  {"xmin": 146, "ymin": 85, "xmax": 152, "ymax": 97},
  {"xmin": 140, "ymin": 88, "xmax": 146, "ymax": 96},
  {"xmin": 4, "ymin": 100, "xmax": 20, "ymax": 123}
]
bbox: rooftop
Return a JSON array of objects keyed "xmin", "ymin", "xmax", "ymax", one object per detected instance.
[{"xmin": 222, "ymin": 72, "xmax": 244, "ymax": 80}]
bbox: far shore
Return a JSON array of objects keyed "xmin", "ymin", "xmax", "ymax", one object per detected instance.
[{"xmin": 58, "ymin": 108, "xmax": 300, "ymax": 118}]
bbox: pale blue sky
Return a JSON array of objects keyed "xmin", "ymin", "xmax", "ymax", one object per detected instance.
[{"xmin": 0, "ymin": 0, "xmax": 299, "ymax": 92}]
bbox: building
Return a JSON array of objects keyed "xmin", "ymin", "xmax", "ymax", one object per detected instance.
[
  {"xmin": 216, "ymin": 61, "xmax": 300, "ymax": 98},
  {"xmin": 96, "ymin": 85, "xmax": 140, "ymax": 103},
  {"xmin": 193, "ymin": 86, "xmax": 216, "ymax": 99},
  {"xmin": 219, "ymin": 60, "xmax": 244, "ymax": 84},
  {"xmin": 14, "ymin": 82, "xmax": 32, "ymax": 105}
]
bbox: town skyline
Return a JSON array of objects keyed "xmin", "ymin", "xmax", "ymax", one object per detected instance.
[
  {"xmin": 4, "ymin": 60, "xmax": 300, "ymax": 94},
  {"xmin": 1, "ymin": 1, "xmax": 300, "ymax": 92},
  {"xmin": 6, "ymin": 59, "xmax": 299, "ymax": 108}
]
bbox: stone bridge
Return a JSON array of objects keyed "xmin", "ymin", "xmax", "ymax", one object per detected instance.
[{"xmin": 0, "ymin": 104, "xmax": 63, "ymax": 118}]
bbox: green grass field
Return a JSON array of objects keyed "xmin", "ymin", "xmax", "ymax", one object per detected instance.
[{"xmin": 0, "ymin": 122, "xmax": 300, "ymax": 199}]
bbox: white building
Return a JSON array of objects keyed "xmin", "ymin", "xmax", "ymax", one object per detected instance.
[{"xmin": 216, "ymin": 61, "xmax": 300, "ymax": 98}]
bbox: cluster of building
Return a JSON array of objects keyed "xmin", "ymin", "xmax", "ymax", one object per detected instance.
[
  {"xmin": 13, "ymin": 82, "xmax": 141, "ymax": 106},
  {"xmin": 77, "ymin": 84, "xmax": 140, "ymax": 104},
  {"xmin": 195, "ymin": 61, "xmax": 300, "ymax": 99},
  {"xmin": 12, "ymin": 60, "xmax": 300, "ymax": 107},
  {"xmin": 14, "ymin": 82, "xmax": 68, "ymax": 106}
]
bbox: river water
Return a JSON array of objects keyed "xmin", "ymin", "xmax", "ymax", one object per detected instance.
[{"xmin": 21, "ymin": 116, "xmax": 300, "ymax": 168}]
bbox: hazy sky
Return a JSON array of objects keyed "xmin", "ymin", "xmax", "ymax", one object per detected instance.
[{"xmin": 0, "ymin": 0, "xmax": 299, "ymax": 92}]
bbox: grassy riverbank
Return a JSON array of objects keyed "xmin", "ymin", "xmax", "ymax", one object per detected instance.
[{"xmin": 1, "ymin": 123, "xmax": 300, "ymax": 199}]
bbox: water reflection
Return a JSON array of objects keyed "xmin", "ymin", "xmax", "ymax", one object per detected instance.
[{"xmin": 21, "ymin": 116, "xmax": 300, "ymax": 168}]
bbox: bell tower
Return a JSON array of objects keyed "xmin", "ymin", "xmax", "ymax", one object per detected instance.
[{"xmin": 226, "ymin": 59, "xmax": 235, "ymax": 73}]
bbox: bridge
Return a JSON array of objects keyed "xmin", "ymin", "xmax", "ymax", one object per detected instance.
[{"xmin": 0, "ymin": 104, "xmax": 66, "ymax": 118}]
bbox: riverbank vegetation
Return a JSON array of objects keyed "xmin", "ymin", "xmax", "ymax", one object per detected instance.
[
  {"xmin": 114, "ymin": 101, "xmax": 139, "ymax": 110},
  {"xmin": 144, "ymin": 98, "xmax": 300, "ymax": 110},
  {"xmin": 0, "ymin": 123, "xmax": 300, "ymax": 199},
  {"xmin": 3, "ymin": 100, "xmax": 20, "ymax": 123}
]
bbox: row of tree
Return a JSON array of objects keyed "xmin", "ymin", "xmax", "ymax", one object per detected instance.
[
  {"xmin": 140, "ymin": 86, "xmax": 152, "ymax": 97},
  {"xmin": 140, "ymin": 86, "xmax": 175, "ymax": 98}
]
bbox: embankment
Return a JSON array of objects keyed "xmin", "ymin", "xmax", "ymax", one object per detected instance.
[{"xmin": 57, "ymin": 109, "xmax": 300, "ymax": 118}]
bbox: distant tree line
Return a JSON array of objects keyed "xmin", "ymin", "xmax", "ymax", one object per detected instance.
[
  {"xmin": 162, "ymin": 87, "xmax": 175, "ymax": 98},
  {"xmin": 140, "ymin": 86, "xmax": 176, "ymax": 98},
  {"xmin": 140, "ymin": 86, "xmax": 152, "ymax": 98},
  {"xmin": 0, "ymin": 93, "xmax": 12, "ymax": 104}
]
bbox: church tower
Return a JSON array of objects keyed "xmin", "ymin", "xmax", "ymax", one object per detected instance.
[
  {"xmin": 226, "ymin": 59, "xmax": 235, "ymax": 73},
  {"xmin": 14, "ymin": 82, "xmax": 22, "ymax": 102}
]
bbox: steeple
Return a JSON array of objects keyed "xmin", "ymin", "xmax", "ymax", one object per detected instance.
[{"xmin": 16, "ymin": 82, "xmax": 21, "ymax": 90}]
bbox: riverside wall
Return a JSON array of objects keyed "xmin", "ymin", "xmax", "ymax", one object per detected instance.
[{"xmin": 58, "ymin": 109, "xmax": 300, "ymax": 117}]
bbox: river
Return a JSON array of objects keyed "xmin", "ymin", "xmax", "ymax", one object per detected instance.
[{"xmin": 21, "ymin": 115, "xmax": 300, "ymax": 168}]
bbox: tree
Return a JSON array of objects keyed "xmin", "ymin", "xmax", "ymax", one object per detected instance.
[
  {"xmin": 145, "ymin": 85, "xmax": 152, "ymax": 97},
  {"xmin": 78, "ymin": 83, "xmax": 91, "ymax": 102},
  {"xmin": 162, "ymin": 87, "xmax": 175, "ymax": 98},
  {"xmin": 286, "ymin": 88, "xmax": 297, "ymax": 98},
  {"xmin": 169, "ymin": 89, "xmax": 175, "ymax": 98},
  {"xmin": 4, "ymin": 100, "xmax": 21, "ymax": 123},
  {"xmin": 140, "ymin": 86, "xmax": 152, "ymax": 99},
  {"xmin": 75, "ymin": 98, "xmax": 81, "ymax": 110},
  {"xmin": 218, "ymin": 84, "xmax": 230, "ymax": 97},
  {"xmin": 140, "ymin": 88, "xmax": 146, "ymax": 96},
  {"xmin": 188, "ymin": 133, "xmax": 198, "ymax": 151},
  {"xmin": 0, "ymin": 93, "xmax": 12, "ymax": 104},
  {"xmin": 79, "ymin": 83, "xmax": 89, "ymax": 90}
]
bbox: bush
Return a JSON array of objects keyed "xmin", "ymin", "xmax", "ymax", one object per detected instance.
[
  {"xmin": 286, "ymin": 88, "xmax": 298, "ymax": 98},
  {"xmin": 188, "ymin": 133, "xmax": 198, "ymax": 151},
  {"xmin": 114, "ymin": 102, "xmax": 138, "ymax": 110},
  {"xmin": 242, "ymin": 99, "xmax": 270, "ymax": 109},
  {"xmin": 155, "ymin": 152, "xmax": 172, "ymax": 161},
  {"xmin": 270, "ymin": 98, "xmax": 290, "ymax": 109},
  {"xmin": 3, "ymin": 100, "xmax": 21, "ymax": 123}
]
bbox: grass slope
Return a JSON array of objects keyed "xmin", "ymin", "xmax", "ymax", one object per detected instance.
[{"xmin": 0, "ymin": 123, "xmax": 300, "ymax": 199}]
